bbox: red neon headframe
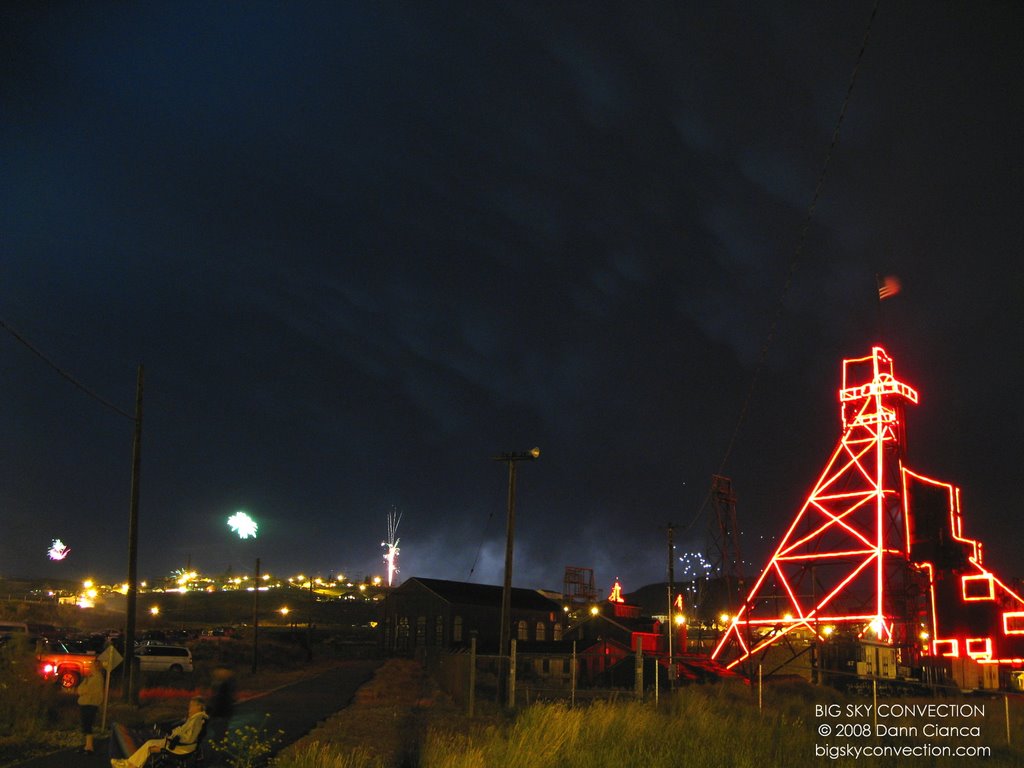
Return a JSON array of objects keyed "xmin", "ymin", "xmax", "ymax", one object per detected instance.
[{"xmin": 712, "ymin": 347, "xmax": 1024, "ymax": 671}]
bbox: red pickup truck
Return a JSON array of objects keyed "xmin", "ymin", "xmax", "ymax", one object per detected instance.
[{"xmin": 37, "ymin": 639, "xmax": 97, "ymax": 688}]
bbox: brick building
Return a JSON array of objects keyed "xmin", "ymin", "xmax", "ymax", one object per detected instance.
[{"xmin": 382, "ymin": 577, "xmax": 565, "ymax": 654}]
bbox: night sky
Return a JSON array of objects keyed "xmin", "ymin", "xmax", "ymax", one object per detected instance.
[{"xmin": 2, "ymin": 3, "xmax": 1022, "ymax": 596}]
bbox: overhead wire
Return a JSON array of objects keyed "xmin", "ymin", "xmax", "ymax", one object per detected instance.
[
  {"xmin": 0, "ymin": 316, "xmax": 136, "ymax": 422},
  {"xmin": 678, "ymin": 0, "xmax": 882, "ymax": 537},
  {"xmin": 467, "ymin": 503, "xmax": 497, "ymax": 582}
]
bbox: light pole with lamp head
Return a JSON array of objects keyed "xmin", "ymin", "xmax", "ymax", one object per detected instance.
[
  {"xmin": 227, "ymin": 511, "xmax": 260, "ymax": 673},
  {"xmin": 493, "ymin": 447, "xmax": 539, "ymax": 707}
]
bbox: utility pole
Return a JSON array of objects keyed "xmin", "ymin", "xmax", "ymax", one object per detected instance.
[
  {"xmin": 307, "ymin": 576, "xmax": 314, "ymax": 661},
  {"xmin": 252, "ymin": 557, "xmax": 260, "ymax": 674},
  {"xmin": 123, "ymin": 365, "xmax": 144, "ymax": 702},
  {"xmin": 494, "ymin": 448, "xmax": 540, "ymax": 706},
  {"xmin": 666, "ymin": 522, "xmax": 675, "ymax": 690}
]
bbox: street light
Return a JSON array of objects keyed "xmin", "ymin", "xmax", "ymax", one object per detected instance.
[
  {"xmin": 227, "ymin": 511, "xmax": 261, "ymax": 672},
  {"xmin": 493, "ymin": 447, "xmax": 540, "ymax": 707}
]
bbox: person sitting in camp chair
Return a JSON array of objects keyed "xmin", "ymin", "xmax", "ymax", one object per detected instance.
[{"xmin": 111, "ymin": 696, "xmax": 208, "ymax": 768}]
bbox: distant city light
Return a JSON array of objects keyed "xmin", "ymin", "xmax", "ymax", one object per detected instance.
[
  {"xmin": 47, "ymin": 538, "xmax": 71, "ymax": 561},
  {"xmin": 174, "ymin": 569, "xmax": 198, "ymax": 590},
  {"xmin": 228, "ymin": 511, "xmax": 259, "ymax": 539}
]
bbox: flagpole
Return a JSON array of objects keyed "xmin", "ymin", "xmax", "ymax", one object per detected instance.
[
  {"xmin": 875, "ymin": 274, "xmax": 902, "ymax": 346},
  {"xmin": 875, "ymin": 274, "xmax": 884, "ymax": 344}
]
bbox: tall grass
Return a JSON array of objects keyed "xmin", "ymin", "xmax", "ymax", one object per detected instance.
[
  {"xmin": 269, "ymin": 657, "xmax": 1024, "ymax": 767},
  {"xmin": 276, "ymin": 743, "xmax": 385, "ymax": 768},
  {"xmin": 419, "ymin": 684, "xmax": 1024, "ymax": 768}
]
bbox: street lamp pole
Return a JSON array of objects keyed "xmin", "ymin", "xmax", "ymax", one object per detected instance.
[
  {"xmin": 494, "ymin": 447, "xmax": 539, "ymax": 706},
  {"xmin": 252, "ymin": 557, "xmax": 260, "ymax": 674},
  {"xmin": 226, "ymin": 510, "xmax": 260, "ymax": 674},
  {"xmin": 123, "ymin": 364, "xmax": 144, "ymax": 703}
]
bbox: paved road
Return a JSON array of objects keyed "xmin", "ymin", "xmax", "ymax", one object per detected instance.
[{"xmin": 13, "ymin": 660, "xmax": 382, "ymax": 768}]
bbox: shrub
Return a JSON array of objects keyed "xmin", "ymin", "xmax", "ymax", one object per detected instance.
[{"xmin": 210, "ymin": 714, "xmax": 283, "ymax": 768}]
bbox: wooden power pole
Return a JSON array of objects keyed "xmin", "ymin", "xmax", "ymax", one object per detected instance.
[{"xmin": 123, "ymin": 364, "xmax": 144, "ymax": 702}]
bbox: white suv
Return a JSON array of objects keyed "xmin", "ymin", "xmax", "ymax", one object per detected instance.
[{"xmin": 135, "ymin": 643, "xmax": 193, "ymax": 673}]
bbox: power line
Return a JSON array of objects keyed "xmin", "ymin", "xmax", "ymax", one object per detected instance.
[
  {"xmin": 467, "ymin": 504, "xmax": 497, "ymax": 582},
  {"xmin": 679, "ymin": 0, "xmax": 882, "ymax": 537},
  {"xmin": 0, "ymin": 316, "xmax": 136, "ymax": 422}
]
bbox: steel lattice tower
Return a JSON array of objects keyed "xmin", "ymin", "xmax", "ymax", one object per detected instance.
[
  {"xmin": 712, "ymin": 347, "xmax": 920, "ymax": 668},
  {"xmin": 708, "ymin": 475, "xmax": 743, "ymax": 611},
  {"xmin": 563, "ymin": 566, "xmax": 597, "ymax": 609}
]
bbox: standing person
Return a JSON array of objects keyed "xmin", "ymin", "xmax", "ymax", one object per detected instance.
[
  {"xmin": 207, "ymin": 667, "xmax": 237, "ymax": 743},
  {"xmin": 77, "ymin": 657, "xmax": 105, "ymax": 754},
  {"xmin": 111, "ymin": 696, "xmax": 208, "ymax": 768}
]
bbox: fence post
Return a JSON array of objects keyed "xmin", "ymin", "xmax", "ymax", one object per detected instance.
[
  {"xmin": 1006, "ymin": 695, "xmax": 1011, "ymax": 745},
  {"xmin": 469, "ymin": 633, "xmax": 476, "ymax": 718},
  {"xmin": 571, "ymin": 641, "xmax": 577, "ymax": 707},
  {"xmin": 872, "ymin": 677, "xmax": 878, "ymax": 733},
  {"xmin": 634, "ymin": 636, "xmax": 643, "ymax": 701},
  {"xmin": 508, "ymin": 638, "xmax": 517, "ymax": 709},
  {"xmin": 758, "ymin": 664, "xmax": 762, "ymax": 713}
]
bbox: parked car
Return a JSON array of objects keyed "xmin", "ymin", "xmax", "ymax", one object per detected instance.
[
  {"xmin": 0, "ymin": 621, "xmax": 30, "ymax": 643},
  {"xmin": 37, "ymin": 639, "xmax": 96, "ymax": 688},
  {"xmin": 135, "ymin": 643, "xmax": 193, "ymax": 673}
]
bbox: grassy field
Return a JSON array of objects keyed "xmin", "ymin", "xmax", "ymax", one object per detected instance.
[{"xmin": 275, "ymin": 661, "xmax": 1024, "ymax": 768}]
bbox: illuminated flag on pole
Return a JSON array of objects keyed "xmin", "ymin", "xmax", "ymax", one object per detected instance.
[{"xmin": 877, "ymin": 274, "xmax": 902, "ymax": 300}]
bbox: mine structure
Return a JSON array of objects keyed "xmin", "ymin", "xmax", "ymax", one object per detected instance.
[{"xmin": 711, "ymin": 346, "xmax": 1024, "ymax": 691}]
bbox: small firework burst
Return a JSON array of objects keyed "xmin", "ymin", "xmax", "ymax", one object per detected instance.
[
  {"xmin": 47, "ymin": 539, "xmax": 71, "ymax": 561},
  {"xmin": 228, "ymin": 511, "xmax": 259, "ymax": 539}
]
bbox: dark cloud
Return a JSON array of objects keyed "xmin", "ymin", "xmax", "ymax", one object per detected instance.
[{"xmin": 1, "ymin": 2, "xmax": 1021, "ymax": 597}]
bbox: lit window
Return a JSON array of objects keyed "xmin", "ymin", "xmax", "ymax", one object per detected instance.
[
  {"xmin": 517, "ymin": 620, "xmax": 528, "ymax": 641},
  {"xmin": 966, "ymin": 638, "xmax": 993, "ymax": 660},
  {"xmin": 962, "ymin": 574, "xmax": 995, "ymax": 601},
  {"xmin": 536, "ymin": 622, "xmax": 546, "ymax": 641},
  {"xmin": 553, "ymin": 623, "xmax": 562, "ymax": 641},
  {"xmin": 933, "ymin": 639, "xmax": 958, "ymax": 658},
  {"xmin": 1003, "ymin": 612, "xmax": 1024, "ymax": 635}
]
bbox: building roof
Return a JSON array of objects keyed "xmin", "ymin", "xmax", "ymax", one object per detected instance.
[
  {"xmin": 566, "ymin": 611, "xmax": 659, "ymax": 640},
  {"xmin": 626, "ymin": 577, "xmax": 746, "ymax": 618},
  {"xmin": 397, "ymin": 577, "xmax": 563, "ymax": 613}
]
